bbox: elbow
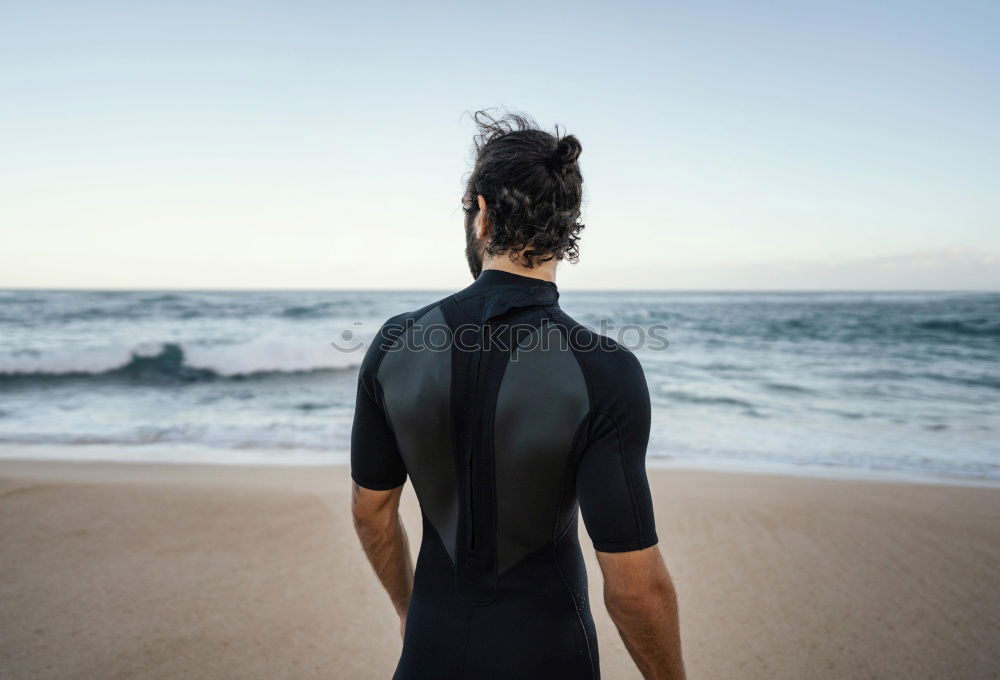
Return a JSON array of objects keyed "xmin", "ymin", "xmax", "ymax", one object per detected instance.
[
  {"xmin": 605, "ymin": 573, "xmax": 677, "ymax": 621},
  {"xmin": 352, "ymin": 506, "xmax": 377, "ymax": 533},
  {"xmin": 352, "ymin": 504, "xmax": 394, "ymax": 537}
]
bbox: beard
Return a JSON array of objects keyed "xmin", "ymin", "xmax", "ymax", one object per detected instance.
[{"xmin": 464, "ymin": 213, "xmax": 484, "ymax": 279}]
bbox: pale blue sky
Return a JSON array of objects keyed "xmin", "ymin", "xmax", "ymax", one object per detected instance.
[{"xmin": 1, "ymin": 1, "xmax": 998, "ymax": 289}]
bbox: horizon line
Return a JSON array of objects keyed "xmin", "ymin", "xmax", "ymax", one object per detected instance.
[{"xmin": 2, "ymin": 287, "xmax": 998, "ymax": 294}]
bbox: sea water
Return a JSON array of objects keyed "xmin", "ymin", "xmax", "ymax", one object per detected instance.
[{"xmin": 0, "ymin": 290, "xmax": 997, "ymax": 479}]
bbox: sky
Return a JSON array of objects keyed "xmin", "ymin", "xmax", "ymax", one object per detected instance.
[{"xmin": 1, "ymin": 0, "xmax": 998, "ymax": 290}]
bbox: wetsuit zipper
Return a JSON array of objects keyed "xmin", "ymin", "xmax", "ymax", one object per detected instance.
[{"xmin": 467, "ymin": 322, "xmax": 490, "ymax": 551}]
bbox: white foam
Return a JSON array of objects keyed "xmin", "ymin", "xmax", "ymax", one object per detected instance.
[
  {"xmin": 184, "ymin": 338, "xmax": 364, "ymax": 376},
  {"xmin": 0, "ymin": 338, "xmax": 364, "ymax": 376},
  {"xmin": 0, "ymin": 344, "xmax": 152, "ymax": 375}
]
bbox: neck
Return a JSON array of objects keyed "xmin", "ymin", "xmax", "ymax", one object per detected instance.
[{"xmin": 481, "ymin": 254, "xmax": 557, "ymax": 283}]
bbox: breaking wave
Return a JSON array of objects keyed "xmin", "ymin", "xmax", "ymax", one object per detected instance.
[{"xmin": 0, "ymin": 341, "xmax": 363, "ymax": 384}]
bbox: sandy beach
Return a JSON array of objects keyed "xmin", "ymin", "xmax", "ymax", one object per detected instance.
[{"xmin": 1, "ymin": 457, "xmax": 998, "ymax": 680}]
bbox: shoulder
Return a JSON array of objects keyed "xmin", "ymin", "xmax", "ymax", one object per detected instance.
[
  {"xmin": 550, "ymin": 308, "xmax": 645, "ymax": 373},
  {"xmin": 359, "ymin": 299, "xmax": 445, "ymax": 376},
  {"xmin": 549, "ymin": 308, "xmax": 648, "ymax": 410}
]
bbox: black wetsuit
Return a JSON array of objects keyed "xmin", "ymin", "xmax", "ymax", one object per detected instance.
[{"xmin": 351, "ymin": 270, "xmax": 658, "ymax": 680}]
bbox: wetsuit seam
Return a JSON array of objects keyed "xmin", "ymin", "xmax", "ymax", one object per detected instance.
[
  {"xmin": 592, "ymin": 410, "xmax": 646, "ymax": 547},
  {"xmin": 364, "ymin": 376, "xmax": 408, "ymax": 489},
  {"xmin": 592, "ymin": 537, "xmax": 656, "ymax": 551},
  {"xmin": 457, "ymin": 605, "xmax": 475, "ymax": 680},
  {"xmin": 552, "ymin": 310, "xmax": 597, "ymax": 416},
  {"xmin": 350, "ymin": 471, "xmax": 404, "ymax": 491},
  {"xmin": 371, "ymin": 304, "xmax": 439, "ymax": 378},
  {"xmin": 552, "ymin": 535, "xmax": 599, "ymax": 680},
  {"xmin": 550, "ymin": 318, "xmax": 591, "ymax": 544},
  {"xmin": 486, "ymin": 346, "xmax": 512, "ymax": 585},
  {"xmin": 552, "ymin": 414, "xmax": 590, "ymax": 543}
]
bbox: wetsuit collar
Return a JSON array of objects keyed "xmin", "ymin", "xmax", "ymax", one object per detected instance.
[{"xmin": 456, "ymin": 269, "xmax": 560, "ymax": 322}]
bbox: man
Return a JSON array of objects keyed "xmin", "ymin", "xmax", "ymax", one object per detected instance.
[{"xmin": 351, "ymin": 112, "xmax": 685, "ymax": 680}]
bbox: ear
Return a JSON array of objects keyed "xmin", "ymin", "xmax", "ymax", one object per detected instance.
[{"xmin": 476, "ymin": 195, "xmax": 489, "ymax": 240}]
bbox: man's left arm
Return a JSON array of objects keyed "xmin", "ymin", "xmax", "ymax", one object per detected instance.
[{"xmin": 350, "ymin": 329, "xmax": 413, "ymax": 636}]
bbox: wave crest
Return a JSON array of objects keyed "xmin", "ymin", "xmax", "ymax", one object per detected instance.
[{"xmin": 0, "ymin": 341, "xmax": 363, "ymax": 384}]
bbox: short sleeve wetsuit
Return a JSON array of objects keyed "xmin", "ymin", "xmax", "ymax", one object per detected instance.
[{"xmin": 351, "ymin": 269, "xmax": 658, "ymax": 680}]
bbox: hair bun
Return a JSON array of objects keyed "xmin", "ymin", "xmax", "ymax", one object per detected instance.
[{"xmin": 553, "ymin": 135, "xmax": 582, "ymax": 169}]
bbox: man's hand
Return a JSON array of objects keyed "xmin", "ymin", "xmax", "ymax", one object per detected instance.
[
  {"xmin": 351, "ymin": 481, "xmax": 414, "ymax": 638},
  {"xmin": 596, "ymin": 545, "xmax": 685, "ymax": 680}
]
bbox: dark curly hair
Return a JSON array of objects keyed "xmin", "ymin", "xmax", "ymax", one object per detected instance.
[{"xmin": 463, "ymin": 110, "xmax": 584, "ymax": 276}]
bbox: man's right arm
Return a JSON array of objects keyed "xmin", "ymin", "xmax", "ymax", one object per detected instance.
[{"xmin": 597, "ymin": 546, "xmax": 685, "ymax": 680}]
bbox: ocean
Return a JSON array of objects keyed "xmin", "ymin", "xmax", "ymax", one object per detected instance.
[{"xmin": 0, "ymin": 290, "xmax": 997, "ymax": 480}]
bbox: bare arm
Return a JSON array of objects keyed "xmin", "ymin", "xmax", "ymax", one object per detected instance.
[
  {"xmin": 597, "ymin": 546, "xmax": 685, "ymax": 680},
  {"xmin": 351, "ymin": 482, "xmax": 414, "ymax": 637}
]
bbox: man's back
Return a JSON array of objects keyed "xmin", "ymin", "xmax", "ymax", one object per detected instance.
[{"xmin": 352, "ymin": 269, "xmax": 658, "ymax": 679}]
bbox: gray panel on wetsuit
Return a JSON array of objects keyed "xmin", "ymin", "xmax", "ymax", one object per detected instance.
[
  {"xmin": 378, "ymin": 305, "xmax": 459, "ymax": 562},
  {"xmin": 493, "ymin": 323, "xmax": 589, "ymax": 573}
]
